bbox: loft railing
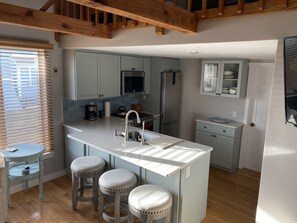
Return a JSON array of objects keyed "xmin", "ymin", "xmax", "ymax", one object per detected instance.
[{"xmin": 53, "ymin": 0, "xmax": 297, "ymax": 32}]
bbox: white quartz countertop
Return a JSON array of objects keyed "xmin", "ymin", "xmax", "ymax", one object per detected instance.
[
  {"xmin": 196, "ymin": 117, "xmax": 243, "ymax": 129},
  {"xmin": 64, "ymin": 117, "xmax": 212, "ymax": 177}
]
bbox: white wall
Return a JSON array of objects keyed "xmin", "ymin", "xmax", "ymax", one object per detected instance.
[
  {"xmin": 256, "ymin": 40, "xmax": 297, "ymax": 223},
  {"xmin": 0, "ymin": 0, "xmax": 65, "ymax": 178}
]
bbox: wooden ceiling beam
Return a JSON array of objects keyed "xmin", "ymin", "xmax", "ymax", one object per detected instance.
[
  {"xmin": 66, "ymin": 0, "xmax": 198, "ymax": 33},
  {"xmin": 0, "ymin": 2, "xmax": 111, "ymax": 39},
  {"xmin": 218, "ymin": 0, "xmax": 224, "ymax": 16},
  {"xmin": 258, "ymin": 0, "xmax": 264, "ymax": 10},
  {"xmin": 40, "ymin": 0, "xmax": 57, "ymax": 11}
]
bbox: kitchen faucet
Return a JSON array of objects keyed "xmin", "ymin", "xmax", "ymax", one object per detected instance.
[{"xmin": 124, "ymin": 110, "xmax": 141, "ymax": 142}]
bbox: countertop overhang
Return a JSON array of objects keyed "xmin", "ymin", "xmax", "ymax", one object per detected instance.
[{"xmin": 64, "ymin": 117, "xmax": 212, "ymax": 177}]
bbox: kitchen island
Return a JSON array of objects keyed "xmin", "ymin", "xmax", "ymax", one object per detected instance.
[{"xmin": 63, "ymin": 117, "xmax": 212, "ymax": 223}]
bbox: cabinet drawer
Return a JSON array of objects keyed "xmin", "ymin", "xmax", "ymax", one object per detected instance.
[{"xmin": 196, "ymin": 121, "xmax": 235, "ymax": 137}]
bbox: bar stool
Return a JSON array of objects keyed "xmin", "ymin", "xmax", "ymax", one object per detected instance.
[
  {"xmin": 99, "ymin": 168, "xmax": 137, "ymax": 223},
  {"xmin": 128, "ymin": 184, "xmax": 173, "ymax": 223},
  {"xmin": 70, "ymin": 156, "xmax": 105, "ymax": 210}
]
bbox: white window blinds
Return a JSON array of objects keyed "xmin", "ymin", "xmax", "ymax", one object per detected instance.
[{"xmin": 0, "ymin": 47, "xmax": 53, "ymax": 153}]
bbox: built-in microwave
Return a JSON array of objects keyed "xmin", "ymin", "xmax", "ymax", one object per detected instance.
[{"xmin": 121, "ymin": 71, "xmax": 145, "ymax": 95}]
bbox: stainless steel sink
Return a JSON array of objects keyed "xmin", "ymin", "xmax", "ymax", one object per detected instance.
[{"xmin": 115, "ymin": 129, "xmax": 159, "ymax": 143}]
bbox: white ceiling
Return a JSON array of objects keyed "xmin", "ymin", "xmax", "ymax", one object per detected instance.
[{"xmin": 93, "ymin": 40, "xmax": 278, "ymax": 60}]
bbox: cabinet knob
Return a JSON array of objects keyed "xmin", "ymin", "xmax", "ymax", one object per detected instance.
[
  {"xmin": 203, "ymin": 126, "xmax": 207, "ymax": 129},
  {"xmin": 250, "ymin": 122, "xmax": 255, "ymax": 127},
  {"xmin": 223, "ymin": 130, "xmax": 226, "ymax": 132}
]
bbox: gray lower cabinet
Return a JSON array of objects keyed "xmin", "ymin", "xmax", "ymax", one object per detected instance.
[
  {"xmin": 64, "ymin": 127, "xmax": 84, "ymax": 176},
  {"xmin": 195, "ymin": 119, "xmax": 242, "ymax": 172}
]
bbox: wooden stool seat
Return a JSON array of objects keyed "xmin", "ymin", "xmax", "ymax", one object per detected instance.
[
  {"xmin": 128, "ymin": 184, "xmax": 172, "ymax": 223},
  {"xmin": 70, "ymin": 156, "xmax": 105, "ymax": 211}
]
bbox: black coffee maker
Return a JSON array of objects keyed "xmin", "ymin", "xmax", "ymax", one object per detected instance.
[{"xmin": 85, "ymin": 104, "xmax": 97, "ymax": 121}]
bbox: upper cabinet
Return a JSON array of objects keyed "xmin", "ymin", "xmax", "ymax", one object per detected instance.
[
  {"xmin": 200, "ymin": 60, "xmax": 248, "ymax": 98},
  {"xmin": 63, "ymin": 50, "xmax": 120, "ymax": 100},
  {"xmin": 121, "ymin": 56, "xmax": 144, "ymax": 71}
]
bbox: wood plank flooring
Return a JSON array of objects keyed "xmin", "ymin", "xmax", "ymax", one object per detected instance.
[{"xmin": 8, "ymin": 167, "xmax": 260, "ymax": 223}]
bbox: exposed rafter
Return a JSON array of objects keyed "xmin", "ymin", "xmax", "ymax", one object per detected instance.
[
  {"xmin": 66, "ymin": 0, "xmax": 198, "ymax": 33},
  {"xmin": 0, "ymin": 2, "xmax": 111, "ymax": 39},
  {"xmin": 40, "ymin": 0, "xmax": 57, "ymax": 11}
]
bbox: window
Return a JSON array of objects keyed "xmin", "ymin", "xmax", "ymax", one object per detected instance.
[{"xmin": 0, "ymin": 44, "xmax": 53, "ymax": 153}]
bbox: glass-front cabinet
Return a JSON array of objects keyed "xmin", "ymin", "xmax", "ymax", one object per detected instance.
[
  {"xmin": 201, "ymin": 61, "xmax": 220, "ymax": 95},
  {"xmin": 201, "ymin": 60, "xmax": 248, "ymax": 98}
]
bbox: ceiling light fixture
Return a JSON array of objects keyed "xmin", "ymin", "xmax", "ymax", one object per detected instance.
[{"xmin": 189, "ymin": 51, "xmax": 199, "ymax": 54}]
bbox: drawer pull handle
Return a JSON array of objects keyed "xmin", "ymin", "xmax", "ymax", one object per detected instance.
[
  {"xmin": 223, "ymin": 130, "xmax": 226, "ymax": 132},
  {"xmin": 203, "ymin": 126, "xmax": 207, "ymax": 129}
]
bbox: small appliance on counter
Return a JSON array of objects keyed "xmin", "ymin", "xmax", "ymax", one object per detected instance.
[{"xmin": 85, "ymin": 103, "xmax": 98, "ymax": 121}]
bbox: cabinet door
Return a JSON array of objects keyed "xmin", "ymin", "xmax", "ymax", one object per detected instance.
[
  {"xmin": 100, "ymin": 54, "xmax": 120, "ymax": 98},
  {"xmin": 121, "ymin": 56, "xmax": 144, "ymax": 71},
  {"xmin": 162, "ymin": 58, "xmax": 180, "ymax": 71},
  {"xmin": 75, "ymin": 52, "xmax": 99, "ymax": 100},
  {"xmin": 143, "ymin": 57, "xmax": 151, "ymax": 94},
  {"xmin": 195, "ymin": 130, "xmax": 212, "ymax": 147},
  {"xmin": 64, "ymin": 128, "xmax": 84, "ymax": 176},
  {"xmin": 88, "ymin": 146, "xmax": 111, "ymax": 170},
  {"xmin": 201, "ymin": 61, "xmax": 220, "ymax": 95},
  {"xmin": 211, "ymin": 134, "xmax": 234, "ymax": 169},
  {"xmin": 221, "ymin": 61, "xmax": 242, "ymax": 97}
]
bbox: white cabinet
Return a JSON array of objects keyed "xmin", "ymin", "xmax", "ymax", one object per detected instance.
[
  {"xmin": 162, "ymin": 58, "xmax": 180, "ymax": 71},
  {"xmin": 195, "ymin": 118, "xmax": 243, "ymax": 172},
  {"xmin": 63, "ymin": 50, "xmax": 120, "ymax": 100},
  {"xmin": 100, "ymin": 54, "xmax": 121, "ymax": 98},
  {"xmin": 200, "ymin": 60, "xmax": 248, "ymax": 98},
  {"xmin": 121, "ymin": 56, "xmax": 144, "ymax": 71}
]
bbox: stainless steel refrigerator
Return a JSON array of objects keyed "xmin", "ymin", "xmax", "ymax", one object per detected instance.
[{"xmin": 160, "ymin": 71, "xmax": 182, "ymax": 137}]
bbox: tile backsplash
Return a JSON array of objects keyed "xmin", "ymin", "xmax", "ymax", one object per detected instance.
[{"xmin": 63, "ymin": 94, "xmax": 139, "ymax": 122}]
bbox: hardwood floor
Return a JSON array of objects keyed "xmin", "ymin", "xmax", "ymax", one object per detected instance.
[
  {"xmin": 8, "ymin": 167, "xmax": 260, "ymax": 223},
  {"xmin": 202, "ymin": 167, "xmax": 260, "ymax": 223}
]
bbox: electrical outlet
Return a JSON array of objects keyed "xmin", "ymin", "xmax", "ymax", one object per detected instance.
[
  {"xmin": 232, "ymin": 111, "xmax": 237, "ymax": 118},
  {"xmin": 186, "ymin": 166, "xmax": 190, "ymax": 178}
]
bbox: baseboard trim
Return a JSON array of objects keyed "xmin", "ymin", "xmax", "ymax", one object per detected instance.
[{"xmin": 10, "ymin": 169, "xmax": 67, "ymax": 194}]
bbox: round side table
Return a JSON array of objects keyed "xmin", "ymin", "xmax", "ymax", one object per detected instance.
[{"xmin": 1, "ymin": 144, "xmax": 45, "ymax": 207}]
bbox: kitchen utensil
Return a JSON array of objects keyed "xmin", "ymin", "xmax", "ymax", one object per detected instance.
[
  {"xmin": 224, "ymin": 71, "xmax": 234, "ymax": 75},
  {"xmin": 117, "ymin": 106, "xmax": 127, "ymax": 116},
  {"xmin": 131, "ymin": 103, "xmax": 142, "ymax": 112},
  {"xmin": 209, "ymin": 117, "xmax": 231, "ymax": 123},
  {"xmin": 222, "ymin": 88, "xmax": 229, "ymax": 94},
  {"xmin": 229, "ymin": 87, "xmax": 237, "ymax": 95},
  {"xmin": 223, "ymin": 74, "xmax": 235, "ymax": 79}
]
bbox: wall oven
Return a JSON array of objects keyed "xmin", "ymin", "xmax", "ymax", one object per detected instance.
[{"xmin": 121, "ymin": 71, "xmax": 145, "ymax": 95}]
